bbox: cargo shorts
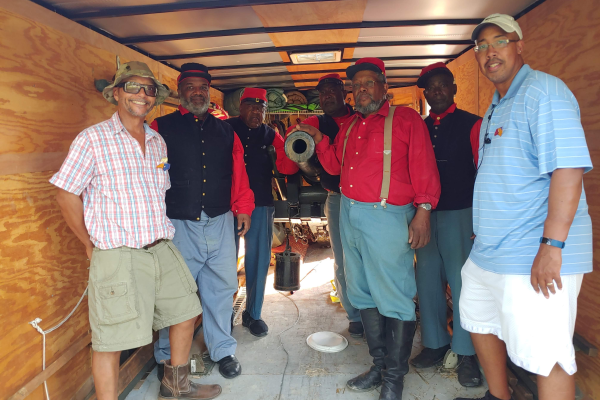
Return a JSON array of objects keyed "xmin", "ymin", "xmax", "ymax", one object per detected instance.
[{"xmin": 88, "ymin": 240, "xmax": 202, "ymax": 352}]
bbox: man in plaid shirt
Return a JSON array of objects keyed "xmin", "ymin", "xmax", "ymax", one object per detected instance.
[{"xmin": 51, "ymin": 61, "xmax": 221, "ymax": 400}]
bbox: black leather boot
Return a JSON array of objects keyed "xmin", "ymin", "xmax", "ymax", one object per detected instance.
[
  {"xmin": 346, "ymin": 308, "xmax": 386, "ymax": 392},
  {"xmin": 379, "ymin": 319, "xmax": 417, "ymax": 400}
]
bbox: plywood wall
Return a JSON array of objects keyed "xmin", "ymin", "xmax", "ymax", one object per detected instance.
[
  {"xmin": 447, "ymin": 0, "xmax": 600, "ymax": 396},
  {"xmin": 0, "ymin": 2, "xmax": 220, "ymax": 399}
]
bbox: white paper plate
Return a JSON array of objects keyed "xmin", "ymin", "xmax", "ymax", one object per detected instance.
[{"xmin": 306, "ymin": 331, "xmax": 348, "ymax": 353}]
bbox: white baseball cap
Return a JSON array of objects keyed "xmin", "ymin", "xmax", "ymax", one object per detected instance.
[{"xmin": 471, "ymin": 13, "xmax": 523, "ymax": 41}]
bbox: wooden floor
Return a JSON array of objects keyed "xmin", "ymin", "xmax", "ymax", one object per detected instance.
[{"xmin": 125, "ymin": 244, "xmax": 488, "ymax": 400}]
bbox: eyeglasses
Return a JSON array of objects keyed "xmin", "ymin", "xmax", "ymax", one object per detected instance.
[
  {"xmin": 474, "ymin": 39, "xmax": 514, "ymax": 53},
  {"xmin": 351, "ymin": 80, "xmax": 376, "ymax": 91},
  {"xmin": 117, "ymin": 81, "xmax": 158, "ymax": 97}
]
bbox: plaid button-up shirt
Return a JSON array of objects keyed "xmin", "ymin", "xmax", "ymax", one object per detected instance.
[{"xmin": 51, "ymin": 112, "xmax": 175, "ymax": 249}]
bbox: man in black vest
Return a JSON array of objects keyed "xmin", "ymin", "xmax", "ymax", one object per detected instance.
[
  {"xmin": 225, "ymin": 88, "xmax": 297, "ymax": 337},
  {"xmin": 284, "ymin": 73, "xmax": 363, "ymax": 337},
  {"xmin": 412, "ymin": 62, "xmax": 483, "ymax": 387},
  {"xmin": 150, "ymin": 63, "xmax": 255, "ymax": 380}
]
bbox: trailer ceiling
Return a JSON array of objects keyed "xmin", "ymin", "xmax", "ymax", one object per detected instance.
[{"xmin": 33, "ymin": 0, "xmax": 543, "ymax": 91}]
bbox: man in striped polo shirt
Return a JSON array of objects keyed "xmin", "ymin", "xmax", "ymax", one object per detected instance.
[{"xmin": 456, "ymin": 14, "xmax": 593, "ymax": 400}]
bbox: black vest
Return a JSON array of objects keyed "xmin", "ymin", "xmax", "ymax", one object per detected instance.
[
  {"xmin": 155, "ymin": 111, "xmax": 234, "ymax": 219},
  {"xmin": 426, "ymin": 109, "xmax": 481, "ymax": 211},
  {"xmin": 225, "ymin": 118, "xmax": 276, "ymax": 207},
  {"xmin": 316, "ymin": 105, "xmax": 355, "ymax": 192}
]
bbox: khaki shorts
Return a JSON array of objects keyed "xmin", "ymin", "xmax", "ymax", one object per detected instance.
[{"xmin": 88, "ymin": 240, "xmax": 202, "ymax": 352}]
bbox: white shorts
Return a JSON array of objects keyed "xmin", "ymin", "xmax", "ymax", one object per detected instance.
[{"xmin": 459, "ymin": 258, "xmax": 583, "ymax": 377}]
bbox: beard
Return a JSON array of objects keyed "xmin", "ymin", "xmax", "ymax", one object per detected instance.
[
  {"xmin": 355, "ymin": 93, "xmax": 386, "ymax": 115},
  {"xmin": 180, "ymin": 92, "xmax": 210, "ymax": 116}
]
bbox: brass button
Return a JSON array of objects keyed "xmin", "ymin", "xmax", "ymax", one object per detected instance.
[
  {"xmin": 202, "ymin": 206, "xmax": 205, "ymax": 208},
  {"xmin": 203, "ymin": 165, "xmax": 206, "ymax": 168},
  {"xmin": 202, "ymin": 140, "xmax": 205, "ymax": 143},
  {"xmin": 433, "ymin": 145, "xmax": 436, "ymax": 148},
  {"xmin": 437, "ymin": 116, "xmax": 440, "ymax": 120},
  {"xmin": 203, "ymin": 179, "xmax": 206, "ymax": 182},
  {"xmin": 350, "ymin": 184, "xmax": 353, "ymax": 187},
  {"xmin": 350, "ymin": 167, "xmax": 353, "ymax": 169},
  {"xmin": 196, "ymin": 217, "xmax": 200, "ymax": 220},
  {"xmin": 358, "ymin": 136, "xmax": 361, "ymax": 139},
  {"xmin": 203, "ymin": 153, "xmax": 205, "ymax": 155},
  {"xmin": 434, "ymin": 135, "xmax": 437, "ymax": 138},
  {"xmin": 355, "ymin": 152, "xmax": 358, "ymax": 155}
]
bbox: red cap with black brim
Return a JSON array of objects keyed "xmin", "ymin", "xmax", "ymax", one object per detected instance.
[
  {"xmin": 416, "ymin": 62, "xmax": 454, "ymax": 89},
  {"xmin": 316, "ymin": 73, "xmax": 345, "ymax": 90},
  {"xmin": 240, "ymin": 87, "xmax": 267, "ymax": 105},
  {"xmin": 346, "ymin": 58, "xmax": 386, "ymax": 80},
  {"xmin": 177, "ymin": 62, "xmax": 211, "ymax": 84}
]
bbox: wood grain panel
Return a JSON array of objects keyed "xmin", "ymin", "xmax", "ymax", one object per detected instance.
[
  {"xmin": 286, "ymin": 63, "xmax": 352, "ymax": 73},
  {"xmin": 291, "ymin": 72, "xmax": 347, "ymax": 81},
  {"xmin": 0, "ymin": 171, "xmax": 91, "ymax": 399},
  {"xmin": 452, "ymin": 57, "xmax": 479, "ymax": 115},
  {"xmin": 269, "ymin": 29, "xmax": 360, "ymax": 47},
  {"xmin": 478, "ymin": 68, "xmax": 495, "ymax": 117},
  {"xmin": 343, "ymin": 48, "xmax": 355, "ymax": 60}
]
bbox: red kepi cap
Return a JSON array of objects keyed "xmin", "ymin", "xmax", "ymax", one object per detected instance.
[
  {"xmin": 316, "ymin": 73, "xmax": 344, "ymax": 90},
  {"xmin": 416, "ymin": 62, "xmax": 454, "ymax": 89},
  {"xmin": 240, "ymin": 87, "xmax": 268, "ymax": 105},
  {"xmin": 346, "ymin": 58, "xmax": 386, "ymax": 80}
]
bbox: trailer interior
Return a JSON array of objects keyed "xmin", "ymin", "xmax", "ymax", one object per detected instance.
[{"xmin": 0, "ymin": 0, "xmax": 599, "ymax": 399}]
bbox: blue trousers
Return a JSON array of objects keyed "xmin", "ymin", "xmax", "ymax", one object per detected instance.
[
  {"xmin": 234, "ymin": 206, "xmax": 274, "ymax": 320},
  {"xmin": 340, "ymin": 195, "xmax": 417, "ymax": 321},
  {"xmin": 325, "ymin": 192, "xmax": 360, "ymax": 322},
  {"xmin": 154, "ymin": 212, "xmax": 238, "ymax": 363},
  {"xmin": 415, "ymin": 208, "xmax": 475, "ymax": 356}
]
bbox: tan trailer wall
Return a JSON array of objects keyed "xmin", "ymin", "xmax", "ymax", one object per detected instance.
[
  {"xmin": 447, "ymin": 0, "xmax": 600, "ymax": 396},
  {"xmin": 0, "ymin": 2, "xmax": 222, "ymax": 399}
]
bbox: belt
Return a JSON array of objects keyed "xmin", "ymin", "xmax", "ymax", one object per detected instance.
[{"xmin": 143, "ymin": 239, "xmax": 166, "ymax": 250}]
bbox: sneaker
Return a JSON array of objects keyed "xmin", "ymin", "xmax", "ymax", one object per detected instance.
[
  {"xmin": 348, "ymin": 321, "xmax": 364, "ymax": 338},
  {"xmin": 457, "ymin": 355, "xmax": 482, "ymax": 387},
  {"xmin": 409, "ymin": 344, "xmax": 450, "ymax": 368},
  {"xmin": 242, "ymin": 310, "xmax": 269, "ymax": 337}
]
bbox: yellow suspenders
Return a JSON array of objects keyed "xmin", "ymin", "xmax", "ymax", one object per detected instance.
[{"xmin": 340, "ymin": 106, "xmax": 397, "ymax": 207}]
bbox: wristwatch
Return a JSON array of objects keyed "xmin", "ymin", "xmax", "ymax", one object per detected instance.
[
  {"xmin": 418, "ymin": 203, "xmax": 432, "ymax": 211},
  {"xmin": 540, "ymin": 237, "xmax": 565, "ymax": 249}
]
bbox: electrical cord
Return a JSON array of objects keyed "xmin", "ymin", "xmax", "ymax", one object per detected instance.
[
  {"xmin": 276, "ymin": 291, "xmax": 300, "ymax": 400},
  {"xmin": 29, "ymin": 285, "xmax": 89, "ymax": 400}
]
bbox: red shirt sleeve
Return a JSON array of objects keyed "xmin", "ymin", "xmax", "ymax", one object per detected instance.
[
  {"xmin": 470, "ymin": 119, "xmax": 483, "ymax": 166},
  {"xmin": 272, "ymin": 129, "xmax": 299, "ymax": 175},
  {"xmin": 231, "ymin": 133, "xmax": 255, "ymax": 216},
  {"xmin": 400, "ymin": 108, "xmax": 441, "ymax": 208}
]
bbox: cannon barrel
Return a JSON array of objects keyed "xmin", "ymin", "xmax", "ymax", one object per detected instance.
[{"xmin": 284, "ymin": 130, "xmax": 323, "ymax": 184}]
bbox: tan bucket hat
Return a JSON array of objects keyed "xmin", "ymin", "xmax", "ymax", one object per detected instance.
[{"xmin": 102, "ymin": 61, "xmax": 170, "ymax": 105}]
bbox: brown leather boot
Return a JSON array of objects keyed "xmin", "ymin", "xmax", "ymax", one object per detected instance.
[{"xmin": 159, "ymin": 360, "xmax": 222, "ymax": 400}]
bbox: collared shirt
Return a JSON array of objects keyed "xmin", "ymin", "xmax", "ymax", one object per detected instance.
[
  {"xmin": 50, "ymin": 112, "xmax": 175, "ymax": 249},
  {"xmin": 430, "ymin": 103, "xmax": 457, "ymax": 125},
  {"xmin": 471, "ymin": 64, "xmax": 593, "ymax": 275},
  {"xmin": 150, "ymin": 105, "xmax": 254, "ymax": 217},
  {"xmin": 315, "ymin": 102, "xmax": 440, "ymax": 207},
  {"xmin": 428, "ymin": 103, "xmax": 482, "ymax": 164}
]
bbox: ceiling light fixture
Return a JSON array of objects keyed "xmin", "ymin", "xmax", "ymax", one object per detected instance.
[{"xmin": 289, "ymin": 50, "xmax": 342, "ymax": 64}]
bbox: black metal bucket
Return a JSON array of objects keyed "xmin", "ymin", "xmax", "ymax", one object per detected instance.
[{"xmin": 274, "ymin": 249, "xmax": 301, "ymax": 291}]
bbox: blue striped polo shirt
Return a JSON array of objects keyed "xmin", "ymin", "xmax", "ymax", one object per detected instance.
[{"xmin": 470, "ymin": 64, "xmax": 593, "ymax": 275}]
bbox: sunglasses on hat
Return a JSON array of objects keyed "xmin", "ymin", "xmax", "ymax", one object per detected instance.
[{"xmin": 116, "ymin": 81, "xmax": 158, "ymax": 97}]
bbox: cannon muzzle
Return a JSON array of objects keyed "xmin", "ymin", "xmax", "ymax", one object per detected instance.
[{"xmin": 284, "ymin": 130, "xmax": 323, "ymax": 184}]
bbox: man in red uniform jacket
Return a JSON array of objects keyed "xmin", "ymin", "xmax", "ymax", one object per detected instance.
[{"xmin": 290, "ymin": 58, "xmax": 440, "ymax": 400}]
